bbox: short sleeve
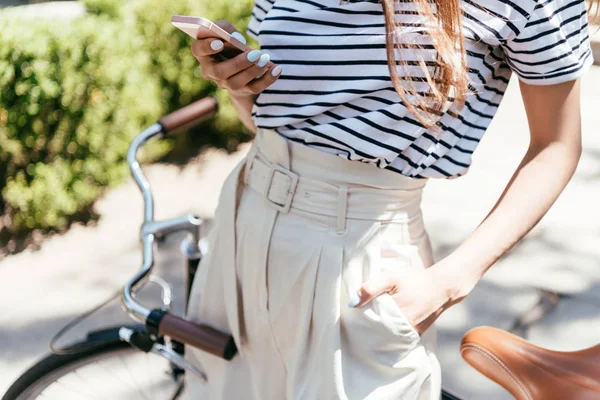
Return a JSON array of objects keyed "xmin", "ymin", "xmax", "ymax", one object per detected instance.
[
  {"xmin": 247, "ymin": 0, "xmax": 276, "ymax": 41},
  {"xmin": 502, "ymin": 0, "xmax": 594, "ymax": 85}
]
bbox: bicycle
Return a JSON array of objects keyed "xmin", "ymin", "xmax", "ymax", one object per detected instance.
[{"xmin": 3, "ymin": 97, "xmax": 599, "ymax": 400}]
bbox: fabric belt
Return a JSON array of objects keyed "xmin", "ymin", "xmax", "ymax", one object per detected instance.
[{"xmin": 243, "ymin": 133, "xmax": 425, "ymax": 233}]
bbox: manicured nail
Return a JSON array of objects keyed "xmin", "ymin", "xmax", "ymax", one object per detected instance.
[
  {"xmin": 247, "ymin": 50, "xmax": 261, "ymax": 62},
  {"xmin": 347, "ymin": 292, "xmax": 361, "ymax": 308},
  {"xmin": 271, "ymin": 65, "xmax": 283, "ymax": 76},
  {"xmin": 210, "ymin": 40, "xmax": 224, "ymax": 51},
  {"xmin": 231, "ymin": 32, "xmax": 247, "ymax": 44},
  {"xmin": 257, "ymin": 53, "xmax": 270, "ymax": 67}
]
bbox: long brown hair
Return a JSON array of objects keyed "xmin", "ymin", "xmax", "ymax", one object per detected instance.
[{"xmin": 379, "ymin": 0, "xmax": 600, "ymax": 129}]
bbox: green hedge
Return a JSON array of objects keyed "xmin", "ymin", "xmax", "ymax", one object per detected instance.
[
  {"xmin": 81, "ymin": 0, "xmax": 122, "ymax": 17},
  {"xmin": 0, "ymin": 0, "xmax": 254, "ymax": 243}
]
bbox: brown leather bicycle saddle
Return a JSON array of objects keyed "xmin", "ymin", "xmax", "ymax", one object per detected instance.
[{"xmin": 460, "ymin": 326, "xmax": 600, "ymax": 400}]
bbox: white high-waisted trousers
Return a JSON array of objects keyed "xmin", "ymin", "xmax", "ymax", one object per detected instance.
[{"xmin": 185, "ymin": 128, "xmax": 441, "ymax": 399}]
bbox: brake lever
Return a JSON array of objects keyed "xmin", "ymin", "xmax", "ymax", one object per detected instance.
[
  {"xmin": 119, "ymin": 327, "xmax": 207, "ymax": 381},
  {"xmin": 151, "ymin": 343, "xmax": 207, "ymax": 381}
]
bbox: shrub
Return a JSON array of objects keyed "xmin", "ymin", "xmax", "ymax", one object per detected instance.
[
  {"xmin": 0, "ymin": 15, "xmax": 165, "ymax": 235},
  {"xmin": 104, "ymin": 0, "xmax": 256, "ymax": 152},
  {"xmin": 81, "ymin": 0, "xmax": 122, "ymax": 18},
  {"xmin": 0, "ymin": 0, "xmax": 254, "ymax": 243}
]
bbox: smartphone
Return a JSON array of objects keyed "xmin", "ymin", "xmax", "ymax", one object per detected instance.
[{"xmin": 171, "ymin": 16, "xmax": 250, "ymax": 60}]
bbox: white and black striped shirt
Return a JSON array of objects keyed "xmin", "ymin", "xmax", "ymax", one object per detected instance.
[{"xmin": 247, "ymin": 0, "xmax": 593, "ymax": 178}]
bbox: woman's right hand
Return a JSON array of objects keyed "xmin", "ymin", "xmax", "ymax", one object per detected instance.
[{"xmin": 191, "ymin": 20, "xmax": 282, "ymax": 97}]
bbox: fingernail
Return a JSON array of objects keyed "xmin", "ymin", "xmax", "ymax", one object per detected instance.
[
  {"xmin": 257, "ymin": 53, "xmax": 270, "ymax": 67},
  {"xmin": 231, "ymin": 31, "xmax": 247, "ymax": 45},
  {"xmin": 347, "ymin": 292, "xmax": 361, "ymax": 308},
  {"xmin": 210, "ymin": 40, "xmax": 224, "ymax": 51},
  {"xmin": 247, "ymin": 50, "xmax": 261, "ymax": 62},
  {"xmin": 271, "ymin": 65, "xmax": 283, "ymax": 76}
]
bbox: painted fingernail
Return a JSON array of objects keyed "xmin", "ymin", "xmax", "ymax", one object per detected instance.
[
  {"xmin": 257, "ymin": 53, "xmax": 270, "ymax": 67},
  {"xmin": 247, "ymin": 50, "xmax": 261, "ymax": 62},
  {"xmin": 271, "ymin": 65, "xmax": 283, "ymax": 76},
  {"xmin": 210, "ymin": 40, "xmax": 224, "ymax": 51},
  {"xmin": 347, "ymin": 292, "xmax": 361, "ymax": 308},
  {"xmin": 231, "ymin": 31, "xmax": 247, "ymax": 44}
]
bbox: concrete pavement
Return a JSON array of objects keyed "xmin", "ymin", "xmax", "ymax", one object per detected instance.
[{"xmin": 1, "ymin": 66, "xmax": 599, "ymax": 398}]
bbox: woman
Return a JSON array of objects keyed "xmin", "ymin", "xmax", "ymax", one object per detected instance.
[{"xmin": 185, "ymin": 0, "xmax": 596, "ymax": 398}]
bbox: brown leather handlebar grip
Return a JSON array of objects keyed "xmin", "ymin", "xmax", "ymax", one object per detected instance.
[
  {"xmin": 158, "ymin": 313, "xmax": 237, "ymax": 360},
  {"xmin": 158, "ymin": 97, "xmax": 219, "ymax": 135}
]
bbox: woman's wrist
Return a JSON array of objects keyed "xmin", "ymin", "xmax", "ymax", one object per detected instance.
[
  {"xmin": 229, "ymin": 91, "xmax": 258, "ymax": 133},
  {"xmin": 229, "ymin": 90, "xmax": 256, "ymax": 100},
  {"xmin": 228, "ymin": 91, "xmax": 256, "ymax": 107},
  {"xmin": 430, "ymin": 257, "xmax": 478, "ymax": 306}
]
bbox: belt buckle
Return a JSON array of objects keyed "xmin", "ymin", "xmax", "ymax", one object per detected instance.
[{"xmin": 264, "ymin": 163, "xmax": 299, "ymax": 213}]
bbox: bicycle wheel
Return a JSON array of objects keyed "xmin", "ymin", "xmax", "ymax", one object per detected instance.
[{"xmin": 3, "ymin": 329, "xmax": 186, "ymax": 400}]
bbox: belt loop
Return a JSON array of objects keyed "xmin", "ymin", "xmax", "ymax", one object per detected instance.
[
  {"xmin": 282, "ymin": 136, "xmax": 292, "ymax": 170},
  {"xmin": 243, "ymin": 141, "xmax": 259, "ymax": 185},
  {"xmin": 336, "ymin": 186, "xmax": 348, "ymax": 234},
  {"xmin": 268, "ymin": 129, "xmax": 291, "ymax": 170}
]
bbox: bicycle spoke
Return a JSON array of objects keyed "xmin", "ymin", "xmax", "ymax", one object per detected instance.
[
  {"xmin": 72, "ymin": 370, "xmax": 104, "ymax": 399},
  {"xmin": 53, "ymin": 378, "xmax": 100, "ymax": 399},
  {"xmin": 95, "ymin": 355, "xmax": 142, "ymax": 396},
  {"xmin": 117, "ymin": 353, "xmax": 151, "ymax": 400}
]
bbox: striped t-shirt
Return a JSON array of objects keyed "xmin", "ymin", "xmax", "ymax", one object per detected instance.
[{"xmin": 246, "ymin": 0, "xmax": 594, "ymax": 178}]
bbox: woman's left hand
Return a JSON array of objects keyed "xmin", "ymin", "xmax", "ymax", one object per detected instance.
[{"xmin": 350, "ymin": 261, "xmax": 469, "ymax": 335}]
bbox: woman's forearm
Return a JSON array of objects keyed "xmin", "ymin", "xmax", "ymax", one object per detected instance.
[
  {"xmin": 230, "ymin": 93, "xmax": 258, "ymax": 133},
  {"xmin": 442, "ymin": 139, "xmax": 581, "ymax": 300}
]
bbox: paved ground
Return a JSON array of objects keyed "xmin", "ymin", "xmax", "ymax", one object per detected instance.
[{"xmin": 1, "ymin": 67, "xmax": 600, "ymax": 398}]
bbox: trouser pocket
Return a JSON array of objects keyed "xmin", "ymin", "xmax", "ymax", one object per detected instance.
[
  {"xmin": 341, "ymin": 279, "xmax": 423, "ymax": 368},
  {"xmin": 341, "ymin": 218, "xmax": 428, "ymax": 368}
]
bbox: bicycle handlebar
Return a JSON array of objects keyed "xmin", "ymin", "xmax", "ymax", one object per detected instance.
[
  {"xmin": 158, "ymin": 313, "xmax": 237, "ymax": 360},
  {"xmin": 120, "ymin": 97, "xmax": 237, "ymax": 360},
  {"xmin": 158, "ymin": 97, "xmax": 219, "ymax": 135}
]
